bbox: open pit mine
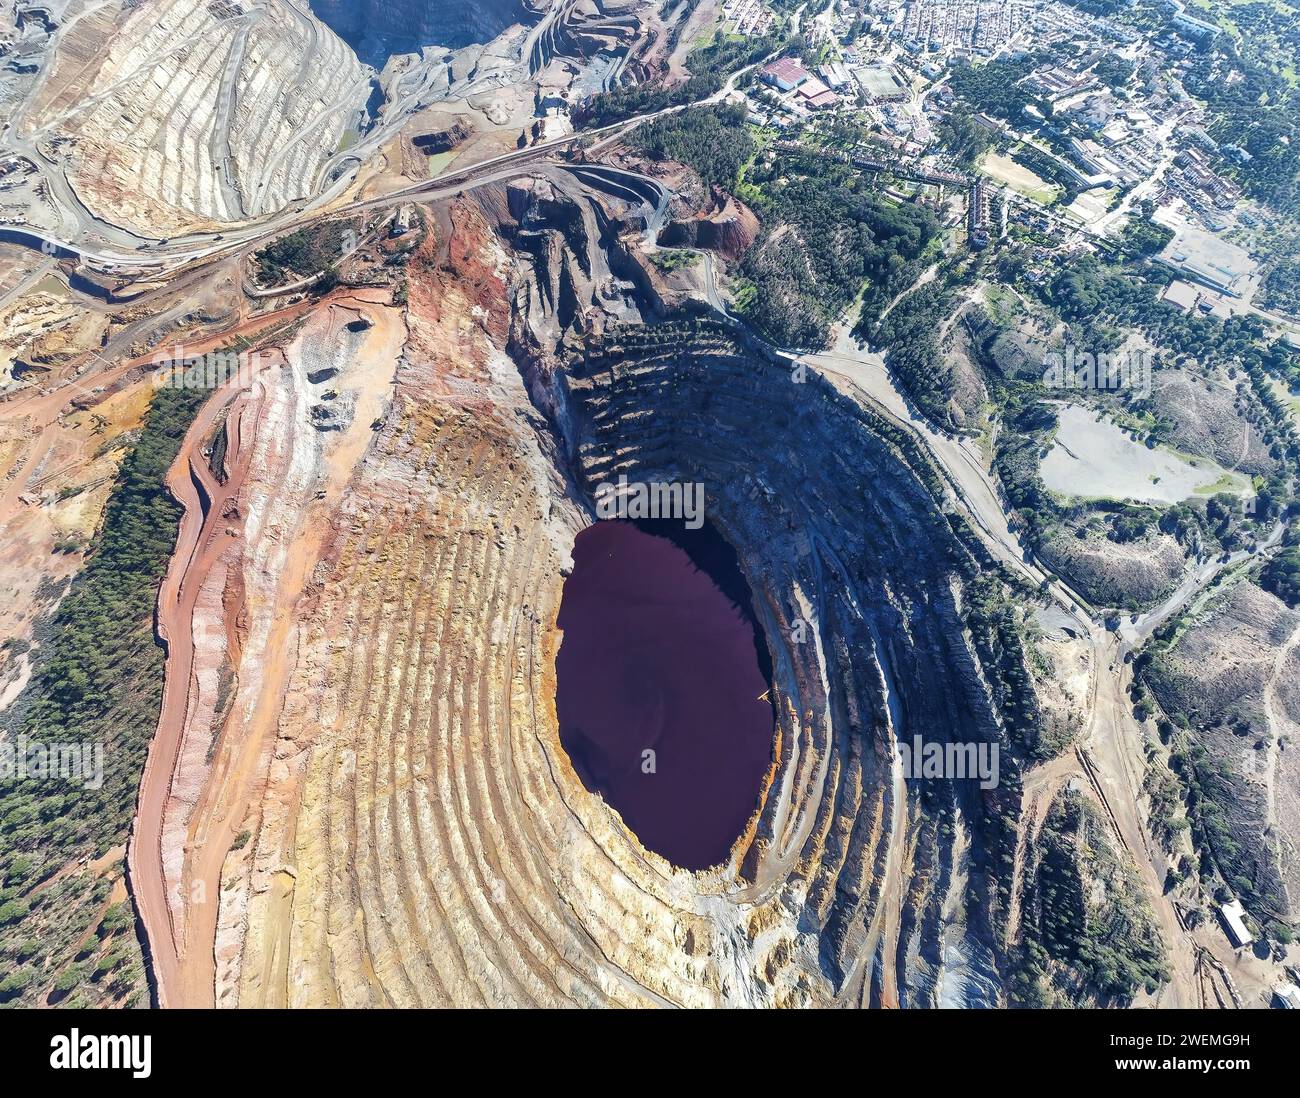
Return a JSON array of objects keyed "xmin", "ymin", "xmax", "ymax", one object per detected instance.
[
  {"xmin": 122, "ymin": 185, "xmax": 1025, "ymax": 1010},
  {"xmin": 0, "ymin": 0, "xmax": 1296, "ymax": 1018}
]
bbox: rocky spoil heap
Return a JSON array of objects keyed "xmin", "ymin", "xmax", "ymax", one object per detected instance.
[
  {"xmin": 498, "ymin": 172, "xmax": 654, "ymax": 364},
  {"xmin": 658, "ymin": 185, "xmax": 760, "ymax": 262},
  {"xmin": 20, "ymin": 0, "xmax": 370, "ymax": 232},
  {"xmin": 1145, "ymin": 580, "xmax": 1300, "ymax": 921},
  {"xmin": 128, "ymin": 290, "xmax": 403, "ymax": 1006}
]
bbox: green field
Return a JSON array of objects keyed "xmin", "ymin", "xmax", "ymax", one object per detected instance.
[{"xmin": 980, "ymin": 151, "xmax": 1062, "ymax": 204}]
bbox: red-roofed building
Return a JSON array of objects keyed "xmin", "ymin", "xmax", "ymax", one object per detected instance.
[
  {"xmin": 761, "ymin": 57, "xmax": 810, "ymax": 92},
  {"xmin": 795, "ymin": 76, "xmax": 838, "ymax": 110}
]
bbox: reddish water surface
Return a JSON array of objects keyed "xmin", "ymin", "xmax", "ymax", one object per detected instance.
[{"xmin": 555, "ymin": 519, "xmax": 774, "ymax": 870}]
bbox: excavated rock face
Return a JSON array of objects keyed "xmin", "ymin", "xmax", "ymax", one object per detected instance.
[
  {"xmin": 556, "ymin": 320, "xmax": 1017, "ymax": 1004},
  {"xmin": 659, "ymin": 186, "xmax": 760, "ymax": 262},
  {"xmin": 553, "ymin": 0, "xmax": 643, "ymax": 57},
  {"xmin": 309, "ymin": 0, "xmax": 527, "ymax": 57}
]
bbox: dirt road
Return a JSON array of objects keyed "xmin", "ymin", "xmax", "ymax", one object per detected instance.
[{"xmin": 128, "ymin": 292, "xmax": 402, "ymax": 1007}]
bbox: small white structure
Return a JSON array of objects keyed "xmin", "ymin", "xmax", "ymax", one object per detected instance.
[
  {"xmin": 1218, "ymin": 899, "xmax": 1254, "ymax": 949},
  {"xmin": 1272, "ymin": 984, "xmax": 1300, "ymax": 1009}
]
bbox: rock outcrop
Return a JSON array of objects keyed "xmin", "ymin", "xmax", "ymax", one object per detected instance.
[
  {"xmin": 658, "ymin": 186, "xmax": 760, "ymax": 261},
  {"xmin": 555, "ymin": 318, "xmax": 1020, "ymax": 1004}
]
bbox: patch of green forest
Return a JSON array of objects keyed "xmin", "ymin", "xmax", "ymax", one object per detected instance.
[
  {"xmin": 963, "ymin": 575, "xmax": 1071, "ymax": 762},
  {"xmin": 946, "ymin": 55, "xmax": 1043, "ymax": 123},
  {"xmin": 1262, "ymin": 257, "xmax": 1300, "ymax": 319},
  {"xmin": 0, "ymin": 379, "xmax": 210, "ymax": 1006},
  {"xmin": 628, "ymin": 106, "xmax": 940, "ymax": 349},
  {"xmin": 866, "ymin": 275, "xmax": 959, "ymax": 424},
  {"xmin": 739, "ymin": 149, "xmax": 938, "ymax": 347},
  {"xmin": 1011, "ymin": 790, "xmax": 1168, "ymax": 1005},
  {"xmin": 1260, "ymin": 537, "xmax": 1300, "ymax": 606},
  {"xmin": 581, "ymin": 32, "xmax": 786, "ymax": 127},
  {"xmin": 628, "ymin": 103, "xmax": 756, "ymax": 190},
  {"xmin": 255, "ymin": 222, "xmax": 349, "ymax": 285}
]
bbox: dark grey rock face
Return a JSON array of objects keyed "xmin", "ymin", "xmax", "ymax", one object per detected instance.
[
  {"xmin": 556, "ymin": 318, "xmax": 1020, "ymax": 1003},
  {"xmin": 309, "ymin": 0, "xmax": 526, "ymax": 61}
]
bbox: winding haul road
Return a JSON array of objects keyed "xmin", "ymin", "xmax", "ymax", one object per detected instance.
[
  {"xmin": 8, "ymin": 32, "xmax": 765, "ymax": 276},
  {"xmin": 128, "ymin": 366, "xmax": 262, "ymax": 1007}
]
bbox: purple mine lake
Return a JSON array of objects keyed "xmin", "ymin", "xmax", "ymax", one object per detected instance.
[{"xmin": 555, "ymin": 519, "xmax": 775, "ymax": 871}]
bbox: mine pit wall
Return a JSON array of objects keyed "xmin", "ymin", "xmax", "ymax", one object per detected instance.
[
  {"xmin": 26, "ymin": 0, "xmax": 372, "ymax": 234},
  {"xmin": 485, "ymin": 172, "xmax": 673, "ymax": 439},
  {"xmin": 153, "ymin": 192, "xmax": 1024, "ymax": 1007},
  {"xmin": 309, "ymin": 0, "xmax": 528, "ymax": 52},
  {"xmin": 489, "ymin": 161, "xmax": 1022, "ymax": 1002},
  {"xmin": 553, "ymin": 318, "xmax": 1016, "ymax": 1003},
  {"xmin": 133, "ymin": 297, "xmax": 399, "ymax": 1006}
]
